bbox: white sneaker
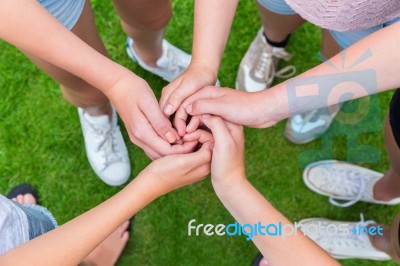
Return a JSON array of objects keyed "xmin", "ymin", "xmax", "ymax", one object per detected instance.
[
  {"xmin": 126, "ymin": 37, "xmax": 191, "ymax": 82},
  {"xmin": 236, "ymin": 27, "xmax": 296, "ymax": 92},
  {"xmin": 78, "ymin": 107, "xmax": 130, "ymax": 186},
  {"xmin": 303, "ymin": 160, "xmax": 400, "ymax": 207},
  {"xmin": 298, "ymin": 215, "xmax": 391, "ymax": 261}
]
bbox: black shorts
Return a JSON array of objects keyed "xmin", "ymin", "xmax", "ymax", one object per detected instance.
[{"xmin": 389, "ymin": 89, "xmax": 400, "ymax": 149}]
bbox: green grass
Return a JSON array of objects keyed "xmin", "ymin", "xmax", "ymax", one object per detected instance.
[{"xmin": 0, "ymin": 1, "xmax": 399, "ymax": 265}]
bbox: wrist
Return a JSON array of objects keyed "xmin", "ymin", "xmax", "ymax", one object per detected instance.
[
  {"xmin": 136, "ymin": 167, "xmax": 187, "ymax": 198},
  {"xmin": 188, "ymin": 59, "xmax": 219, "ymax": 82},
  {"xmin": 110, "ymin": 171, "xmax": 162, "ymax": 218},
  {"xmin": 102, "ymin": 71, "xmax": 144, "ymax": 100},
  {"xmin": 128, "ymin": 171, "xmax": 164, "ymax": 202},
  {"xmin": 212, "ymin": 171, "xmax": 246, "ymax": 199},
  {"xmin": 257, "ymin": 84, "xmax": 288, "ymax": 126}
]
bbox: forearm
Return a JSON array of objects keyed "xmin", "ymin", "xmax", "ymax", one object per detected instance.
[
  {"xmin": 0, "ymin": 0, "xmax": 137, "ymax": 96},
  {"xmin": 0, "ymin": 173, "xmax": 158, "ymax": 266},
  {"xmin": 215, "ymin": 179, "xmax": 338, "ymax": 266},
  {"xmin": 263, "ymin": 21, "xmax": 400, "ymax": 121},
  {"xmin": 191, "ymin": 0, "xmax": 239, "ymax": 74}
]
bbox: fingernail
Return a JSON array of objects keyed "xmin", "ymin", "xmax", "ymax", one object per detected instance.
[
  {"xmin": 165, "ymin": 131, "xmax": 176, "ymax": 143},
  {"xmin": 202, "ymin": 114, "xmax": 210, "ymax": 119},
  {"xmin": 164, "ymin": 104, "xmax": 174, "ymax": 115},
  {"xmin": 186, "ymin": 104, "xmax": 193, "ymax": 114}
]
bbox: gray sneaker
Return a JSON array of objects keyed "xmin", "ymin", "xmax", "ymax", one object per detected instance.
[
  {"xmin": 284, "ymin": 104, "xmax": 340, "ymax": 144},
  {"xmin": 126, "ymin": 37, "xmax": 221, "ymax": 86},
  {"xmin": 236, "ymin": 27, "xmax": 296, "ymax": 92},
  {"xmin": 126, "ymin": 37, "xmax": 191, "ymax": 82}
]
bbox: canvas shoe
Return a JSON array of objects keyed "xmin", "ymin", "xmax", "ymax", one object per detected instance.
[
  {"xmin": 298, "ymin": 215, "xmax": 391, "ymax": 261},
  {"xmin": 78, "ymin": 107, "xmax": 130, "ymax": 186},
  {"xmin": 303, "ymin": 160, "xmax": 400, "ymax": 207},
  {"xmin": 126, "ymin": 37, "xmax": 191, "ymax": 82},
  {"xmin": 126, "ymin": 37, "xmax": 221, "ymax": 86},
  {"xmin": 236, "ymin": 27, "xmax": 296, "ymax": 92},
  {"xmin": 284, "ymin": 105, "xmax": 340, "ymax": 144}
]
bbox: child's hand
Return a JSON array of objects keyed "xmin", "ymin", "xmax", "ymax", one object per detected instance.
[
  {"xmin": 159, "ymin": 65, "xmax": 218, "ymax": 136},
  {"xmin": 141, "ymin": 135, "xmax": 212, "ymax": 196},
  {"xmin": 201, "ymin": 115, "xmax": 246, "ymax": 196},
  {"xmin": 106, "ymin": 76, "xmax": 198, "ymax": 159},
  {"xmin": 175, "ymin": 86, "xmax": 280, "ymax": 130}
]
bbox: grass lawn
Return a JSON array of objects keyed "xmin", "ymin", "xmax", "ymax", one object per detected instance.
[{"xmin": 0, "ymin": 1, "xmax": 399, "ymax": 265}]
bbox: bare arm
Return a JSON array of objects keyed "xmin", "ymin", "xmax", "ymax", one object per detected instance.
[
  {"xmin": 191, "ymin": 0, "xmax": 238, "ymax": 75},
  {"xmin": 0, "ymin": 143, "xmax": 211, "ymax": 266},
  {"xmin": 0, "ymin": 0, "xmax": 131, "ymax": 93},
  {"xmin": 218, "ymin": 179, "xmax": 338, "ymax": 266},
  {"xmin": 160, "ymin": 0, "xmax": 239, "ymax": 121},
  {"xmin": 266, "ymin": 20, "xmax": 400, "ymax": 122},
  {"xmin": 0, "ymin": 174, "xmax": 156, "ymax": 266},
  {"xmin": 186, "ymin": 21, "xmax": 400, "ymax": 129},
  {"xmin": 0, "ymin": 0, "xmax": 194, "ymax": 158},
  {"xmin": 200, "ymin": 116, "xmax": 338, "ymax": 265}
]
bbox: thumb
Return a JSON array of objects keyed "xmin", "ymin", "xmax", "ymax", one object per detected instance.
[{"xmin": 163, "ymin": 79, "xmax": 200, "ymax": 116}]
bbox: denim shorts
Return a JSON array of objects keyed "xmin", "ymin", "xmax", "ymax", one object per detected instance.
[
  {"xmin": 0, "ymin": 195, "xmax": 57, "ymax": 255},
  {"xmin": 257, "ymin": 0, "xmax": 400, "ymax": 49},
  {"xmin": 38, "ymin": 0, "xmax": 85, "ymax": 30}
]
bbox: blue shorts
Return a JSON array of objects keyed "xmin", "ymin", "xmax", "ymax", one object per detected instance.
[
  {"xmin": 0, "ymin": 195, "xmax": 57, "ymax": 255},
  {"xmin": 38, "ymin": 0, "xmax": 85, "ymax": 30},
  {"xmin": 257, "ymin": 0, "xmax": 400, "ymax": 49},
  {"xmin": 16, "ymin": 201, "xmax": 58, "ymax": 240}
]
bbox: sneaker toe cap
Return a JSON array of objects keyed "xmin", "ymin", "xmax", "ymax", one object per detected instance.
[
  {"xmin": 98, "ymin": 162, "xmax": 131, "ymax": 186},
  {"xmin": 304, "ymin": 167, "xmax": 338, "ymax": 194},
  {"xmin": 236, "ymin": 67, "xmax": 269, "ymax": 92}
]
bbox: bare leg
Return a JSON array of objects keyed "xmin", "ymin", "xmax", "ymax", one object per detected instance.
[
  {"xmin": 22, "ymin": 0, "xmax": 112, "ymax": 117},
  {"xmin": 369, "ymin": 213, "xmax": 400, "ymax": 263},
  {"xmin": 257, "ymin": 2, "xmax": 305, "ymax": 43},
  {"xmin": 258, "ymin": 4, "xmax": 341, "ymax": 59},
  {"xmin": 82, "ymin": 221, "xmax": 130, "ymax": 266},
  {"xmin": 373, "ymin": 114, "xmax": 400, "ymax": 201},
  {"xmin": 112, "ymin": 0, "xmax": 172, "ymax": 66},
  {"xmin": 321, "ymin": 30, "xmax": 341, "ymax": 59},
  {"xmin": 369, "ymin": 224, "xmax": 394, "ymax": 256}
]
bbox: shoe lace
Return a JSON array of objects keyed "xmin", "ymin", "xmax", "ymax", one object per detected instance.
[
  {"xmin": 164, "ymin": 46, "xmax": 188, "ymax": 77},
  {"xmin": 327, "ymin": 168, "xmax": 370, "ymax": 207},
  {"xmin": 315, "ymin": 214, "xmax": 375, "ymax": 249},
  {"xmin": 254, "ymin": 47, "xmax": 296, "ymax": 82},
  {"xmin": 294, "ymin": 109, "xmax": 321, "ymax": 131},
  {"xmin": 86, "ymin": 118, "xmax": 123, "ymax": 170}
]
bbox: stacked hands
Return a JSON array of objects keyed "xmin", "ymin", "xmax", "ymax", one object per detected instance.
[
  {"xmin": 142, "ymin": 113, "xmax": 245, "ymax": 198},
  {"xmin": 104, "ymin": 66, "xmax": 275, "ymax": 195},
  {"xmin": 107, "ymin": 66, "xmax": 281, "ymax": 160}
]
